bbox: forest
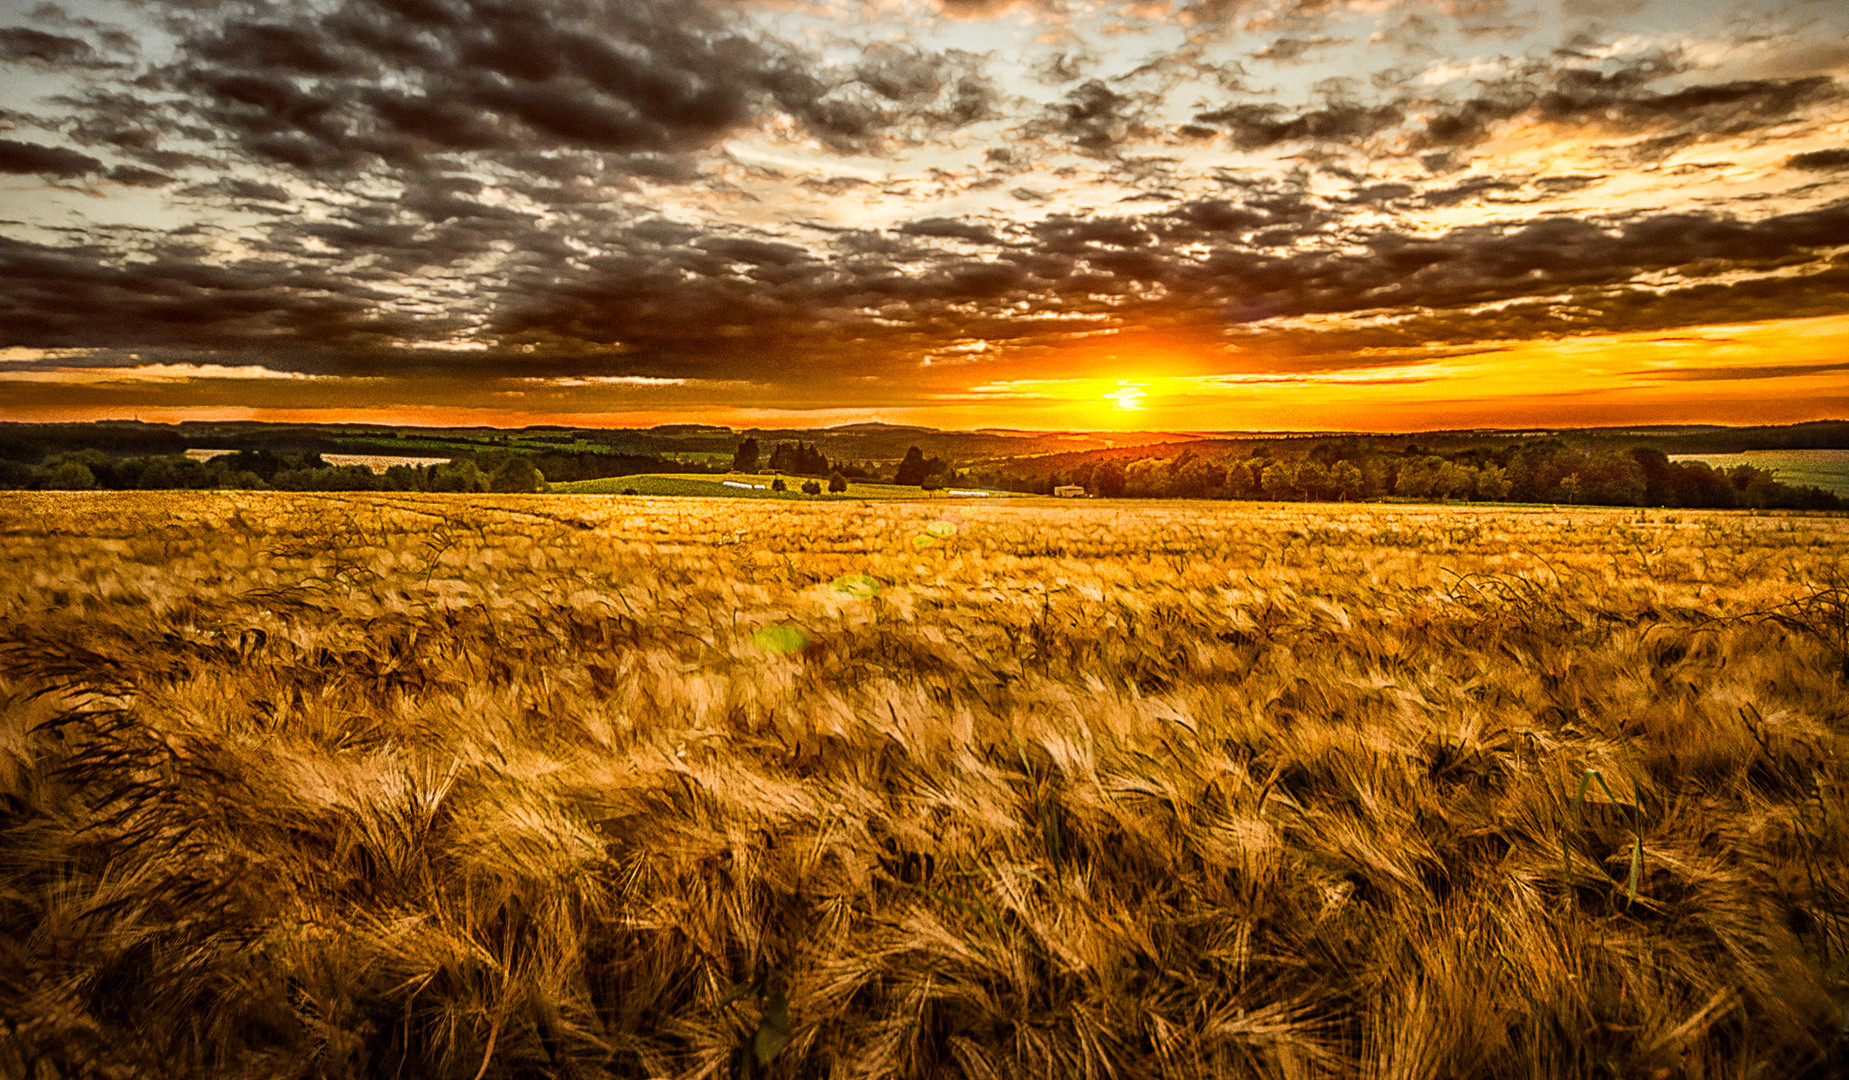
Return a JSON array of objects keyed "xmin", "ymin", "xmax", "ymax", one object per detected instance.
[
  {"xmin": 971, "ymin": 440, "xmax": 1844, "ymax": 510},
  {"xmin": 0, "ymin": 448, "xmax": 715, "ymax": 494},
  {"xmin": 1, "ymin": 426, "xmax": 1843, "ymax": 510}
]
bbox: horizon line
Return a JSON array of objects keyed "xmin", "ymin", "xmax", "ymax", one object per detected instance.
[{"xmin": 3, "ymin": 416, "xmax": 1846, "ymax": 439}]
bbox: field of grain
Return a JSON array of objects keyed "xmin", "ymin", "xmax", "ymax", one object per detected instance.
[
  {"xmin": 2, "ymin": 492, "xmax": 1846, "ymax": 1079},
  {"xmin": 550, "ymin": 473, "xmax": 1002, "ymax": 500}
]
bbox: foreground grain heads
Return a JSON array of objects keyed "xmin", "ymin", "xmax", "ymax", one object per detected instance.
[{"xmin": 1, "ymin": 492, "xmax": 1845, "ymax": 1078}]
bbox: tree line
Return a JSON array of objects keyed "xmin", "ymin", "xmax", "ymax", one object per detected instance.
[
  {"xmin": 0, "ymin": 446, "xmax": 734, "ymax": 492},
  {"xmin": 731, "ymin": 438, "xmax": 884, "ymax": 487},
  {"xmin": 732, "ymin": 438, "xmax": 855, "ymax": 477},
  {"xmin": 1, "ymin": 450, "xmax": 556, "ymax": 493},
  {"xmin": 972, "ymin": 440, "xmax": 1843, "ymax": 510},
  {"xmin": 7, "ymin": 436, "xmax": 1839, "ymax": 510}
]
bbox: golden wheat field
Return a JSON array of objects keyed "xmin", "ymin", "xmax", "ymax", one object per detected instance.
[{"xmin": 2, "ymin": 491, "xmax": 1847, "ymax": 1080}]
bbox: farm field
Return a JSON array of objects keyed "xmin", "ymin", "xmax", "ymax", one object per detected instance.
[
  {"xmin": 186, "ymin": 450, "xmax": 458, "ymax": 473},
  {"xmin": 553, "ymin": 472, "xmax": 1010, "ymax": 500},
  {"xmin": 2, "ymin": 492, "xmax": 1846, "ymax": 1079},
  {"xmin": 1669, "ymin": 450, "xmax": 1849, "ymax": 498}
]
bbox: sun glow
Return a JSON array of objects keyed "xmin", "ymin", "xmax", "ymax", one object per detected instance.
[{"xmin": 1105, "ymin": 382, "xmax": 1147, "ymax": 410}]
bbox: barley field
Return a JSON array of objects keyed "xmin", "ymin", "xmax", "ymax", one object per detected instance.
[{"xmin": 2, "ymin": 492, "xmax": 1846, "ymax": 1080}]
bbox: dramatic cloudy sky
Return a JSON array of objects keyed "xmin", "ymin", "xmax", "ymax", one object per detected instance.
[{"xmin": 1, "ymin": 0, "xmax": 1847, "ymax": 430}]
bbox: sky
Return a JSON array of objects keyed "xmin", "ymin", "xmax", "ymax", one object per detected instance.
[{"xmin": 0, "ymin": 0, "xmax": 1846, "ymax": 432}]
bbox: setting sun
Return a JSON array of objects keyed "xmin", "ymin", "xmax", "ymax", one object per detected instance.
[{"xmin": 1105, "ymin": 383, "xmax": 1148, "ymax": 411}]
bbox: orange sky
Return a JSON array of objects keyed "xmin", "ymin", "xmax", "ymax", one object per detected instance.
[
  {"xmin": 2, "ymin": 0, "xmax": 1847, "ymax": 431},
  {"xmin": 5, "ymin": 313, "xmax": 1847, "ymax": 432}
]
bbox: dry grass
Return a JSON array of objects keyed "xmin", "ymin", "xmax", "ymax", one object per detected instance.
[{"xmin": 1, "ymin": 491, "xmax": 1846, "ymax": 1079}]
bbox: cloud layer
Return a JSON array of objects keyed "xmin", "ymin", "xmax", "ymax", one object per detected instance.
[{"xmin": 0, "ymin": 0, "xmax": 1846, "ymax": 423}]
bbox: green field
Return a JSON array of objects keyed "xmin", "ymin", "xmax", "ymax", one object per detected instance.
[{"xmin": 553, "ymin": 471, "xmax": 1010, "ymax": 500}]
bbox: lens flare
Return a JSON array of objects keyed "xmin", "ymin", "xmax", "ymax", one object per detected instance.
[
  {"xmin": 831, "ymin": 573, "xmax": 882, "ymax": 598},
  {"xmin": 752, "ymin": 624, "xmax": 808, "ymax": 654}
]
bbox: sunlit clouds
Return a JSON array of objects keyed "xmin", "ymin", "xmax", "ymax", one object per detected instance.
[
  {"xmin": 1105, "ymin": 383, "xmax": 1147, "ymax": 411},
  {"xmin": 1, "ymin": 0, "xmax": 1847, "ymax": 429}
]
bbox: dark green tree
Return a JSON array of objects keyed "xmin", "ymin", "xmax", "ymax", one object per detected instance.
[
  {"xmin": 894, "ymin": 448, "xmax": 947, "ymax": 487},
  {"xmin": 766, "ymin": 441, "xmax": 830, "ymax": 476},
  {"xmin": 38, "ymin": 461, "xmax": 96, "ymax": 490},
  {"xmin": 490, "ymin": 457, "xmax": 546, "ymax": 493},
  {"xmin": 1091, "ymin": 458, "xmax": 1126, "ymax": 498},
  {"xmin": 732, "ymin": 437, "xmax": 760, "ymax": 474},
  {"xmin": 894, "ymin": 446, "xmax": 928, "ymax": 486}
]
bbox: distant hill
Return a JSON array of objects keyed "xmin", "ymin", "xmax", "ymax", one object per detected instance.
[
  {"xmin": 1575, "ymin": 420, "xmax": 1849, "ymax": 453},
  {"xmin": 3, "ymin": 418, "xmax": 1844, "ymax": 468}
]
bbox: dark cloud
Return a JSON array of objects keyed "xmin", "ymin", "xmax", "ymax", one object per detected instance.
[
  {"xmin": 473, "ymin": 194, "xmax": 1849, "ymax": 382},
  {"xmin": 398, "ymin": 174, "xmax": 533, "ymax": 223},
  {"xmin": 933, "ymin": 0, "xmax": 1032, "ymax": 15},
  {"xmin": 853, "ymin": 43, "xmax": 1001, "ymax": 129},
  {"xmin": 1033, "ymin": 50, "xmax": 1093, "ymax": 85},
  {"xmin": 0, "ymin": 138, "xmax": 103, "ymax": 177},
  {"xmin": 59, "ymin": 91, "xmax": 220, "ymax": 172},
  {"xmin": 1033, "ymin": 214, "xmax": 1154, "ymax": 251},
  {"xmin": 1231, "ymin": 260, "xmax": 1849, "ymax": 363},
  {"xmin": 20, "ymin": 2, "xmax": 140, "ymax": 54},
  {"xmin": 1174, "ymin": 56, "xmax": 1843, "ymax": 165},
  {"xmin": 6, "ymin": 162, "xmax": 1848, "ymax": 385},
  {"xmin": 1254, "ymin": 37, "xmax": 1344, "ymax": 64},
  {"xmin": 1418, "ymin": 175, "xmax": 1522, "ymax": 206},
  {"xmin": 106, "ymin": 165, "xmax": 175, "ymax": 188},
  {"xmin": 0, "ymin": 233, "xmax": 422, "ymax": 360},
  {"xmin": 695, "ymin": 236, "xmax": 812, "ymax": 267},
  {"xmin": 190, "ymin": 18, "xmax": 368, "ymax": 77},
  {"xmin": 0, "ymin": 26, "xmax": 93, "ymax": 64},
  {"xmin": 1562, "ymin": 0, "xmax": 1647, "ymax": 14},
  {"xmin": 0, "ymin": 0, "xmax": 1025, "ymax": 349},
  {"xmin": 1192, "ymin": 100, "xmax": 1404, "ymax": 149},
  {"xmin": 148, "ymin": 0, "xmax": 1003, "ymax": 181},
  {"xmin": 1535, "ymin": 174, "xmax": 1601, "ymax": 193},
  {"xmin": 1344, "ymin": 181, "xmax": 1416, "ymax": 205},
  {"xmin": 168, "ymin": 3, "xmax": 753, "ymax": 165},
  {"xmin": 1411, "ymin": 65, "xmax": 1841, "ymax": 151},
  {"xmin": 1625, "ymin": 360, "xmax": 1849, "ymax": 382},
  {"xmin": 183, "ymin": 178, "xmax": 295, "ymax": 204},
  {"xmin": 3, "ymin": 0, "xmax": 1847, "ymax": 403},
  {"xmin": 1025, "ymin": 80, "xmax": 1158, "ymax": 157},
  {"xmin": 899, "ymin": 218, "xmax": 1007, "ymax": 245},
  {"xmin": 1787, "ymin": 147, "xmax": 1849, "ymax": 171}
]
